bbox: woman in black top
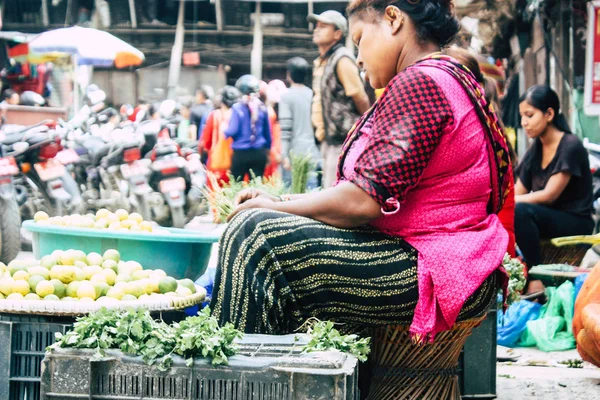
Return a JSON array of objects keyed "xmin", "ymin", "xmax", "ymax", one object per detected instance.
[{"xmin": 516, "ymin": 85, "xmax": 594, "ymax": 296}]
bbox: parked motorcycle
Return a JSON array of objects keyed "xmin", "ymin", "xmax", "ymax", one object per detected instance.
[
  {"xmin": 57, "ymin": 105, "xmax": 148, "ymax": 215},
  {"xmin": 51, "ymin": 96, "xmax": 207, "ymax": 228},
  {"xmin": 62, "ymin": 132, "xmax": 128, "ymax": 213},
  {"xmin": 1, "ymin": 122, "xmax": 84, "ymax": 220},
  {"xmin": 102, "ymin": 128, "xmax": 155, "ymax": 221},
  {"xmin": 147, "ymin": 131, "xmax": 206, "ymax": 228}
]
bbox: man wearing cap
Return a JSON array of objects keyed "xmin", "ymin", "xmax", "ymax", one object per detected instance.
[{"xmin": 308, "ymin": 10, "xmax": 370, "ymax": 189}]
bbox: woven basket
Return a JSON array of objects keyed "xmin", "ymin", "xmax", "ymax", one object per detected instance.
[
  {"xmin": 539, "ymin": 240, "xmax": 589, "ymax": 266},
  {"xmin": 366, "ymin": 316, "xmax": 485, "ymax": 400},
  {"xmin": 0, "ymin": 288, "xmax": 206, "ymax": 316}
]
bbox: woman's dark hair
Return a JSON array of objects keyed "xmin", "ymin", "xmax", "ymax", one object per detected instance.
[
  {"xmin": 235, "ymin": 74, "xmax": 260, "ymax": 96},
  {"xmin": 148, "ymin": 103, "xmax": 158, "ymax": 118},
  {"xmin": 519, "ymin": 85, "xmax": 572, "ymax": 134},
  {"xmin": 347, "ymin": 0, "xmax": 459, "ymax": 47},
  {"xmin": 286, "ymin": 57, "xmax": 310, "ymax": 84},
  {"xmin": 219, "ymin": 85, "xmax": 241, "ymax": 108}
]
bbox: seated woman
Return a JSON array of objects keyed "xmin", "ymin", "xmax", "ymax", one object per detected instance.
[
  {"xmin": 516, "ymin": 85, "xmax": 594, "ymax": 296},
  {"xmin": 210, "ymin": 0, "xmax": 510, "ymax": 342}
]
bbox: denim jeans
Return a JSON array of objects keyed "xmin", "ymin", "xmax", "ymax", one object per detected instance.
[{"xmin": 514, "ymin": 203, "xmax": 594, "ymax": 268}]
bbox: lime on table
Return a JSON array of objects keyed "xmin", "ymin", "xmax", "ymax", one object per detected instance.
[
  {"xmin": 28, "ymin": 275, "xmax": 46, "ymax": 292},
  {"xmin": 36, "ymin": 280, "xmax": 55, "ymax": 297},
  {"xmin": 158, "ymin": 277, "xmax": 178, "ymax": 294},
  {"xmin": 178, "ymin": 278, "xmax": 196, "ymax": 294}
]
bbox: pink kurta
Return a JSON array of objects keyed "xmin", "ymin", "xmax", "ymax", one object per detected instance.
[{"xmin": 337, "ymin": 64, "xmax": 508, "ymax": 340}]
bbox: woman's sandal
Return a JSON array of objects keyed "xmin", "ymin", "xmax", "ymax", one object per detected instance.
[{"xmin": 520, "ymin": 290, "xmax": 547, "ymax": 304}]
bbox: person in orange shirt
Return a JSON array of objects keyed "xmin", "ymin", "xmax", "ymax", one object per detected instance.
[
  {"xmin": 263, "ymin": 107, "xmax": 281, "ymax": 179},
  {"xmin": 199, "ymin": 86, "xmax": 240, "ymax": 187}
]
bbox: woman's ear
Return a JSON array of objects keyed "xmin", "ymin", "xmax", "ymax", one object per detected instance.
[
  {"xmin": 545, "ymin": 107, "xmax": 555, "ymax": 123},
  {"xmin": 384, "ymin": 6, "xmax": 404, "ymax": 34}
]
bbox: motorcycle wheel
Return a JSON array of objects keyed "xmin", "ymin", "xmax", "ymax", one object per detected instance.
[
  {"xmin": 170, "ymin": 206, "xmax": 186, "ymax": 229},
  {"xmin": 0, "ymin": 197, "xmax": 22, "ymax": 264},
  {"xmin": 61, "ymin": 172, "xmax": 86, "ymax": 215},
  {"xmin": 136, "ymin": 194, "xmax": 152, "ymax": 222},
  {"xmin": 25, "ymin": 174, "xmax": 58, "ymax": 216}
]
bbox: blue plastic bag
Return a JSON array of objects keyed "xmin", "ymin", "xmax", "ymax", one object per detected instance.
[
  {"xmin": 497, "ymin": 300, "xmax": 542, "ymax": 347},
  {"xmin": 194, "ymin": 267, "xmax": 217, "ymax": 312},
  {"xmin": 195, "ymin": 267, "xmax": 216, "ymax": 298},
  {"xmin": 574, "ymin": 273, "xmax": 589, "ymax": 304}
]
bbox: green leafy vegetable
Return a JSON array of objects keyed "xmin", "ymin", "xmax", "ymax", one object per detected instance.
[
  {"xmin": 502, "ymin": 254, "xmax": 527, "ymax": 305},
  {"xmin": 48, "ymin": 307, "xmax": 241, "ymax": 370},
  {"xmin": 298, "ymin": 318, "xmax": 371, "ymax": 362},
  {"xmin": 172, "ymin": 307, "xmax": 242, "ymax": 367}
]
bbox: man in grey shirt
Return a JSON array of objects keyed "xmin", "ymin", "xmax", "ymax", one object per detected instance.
[{"xmin": 279, "ymin": 57, "xmax": 322, "ymax": 189}]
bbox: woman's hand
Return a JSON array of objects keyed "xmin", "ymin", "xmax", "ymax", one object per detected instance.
[
  {"xmin": 234, "ymin": 188, "xmax": 279, "ymax": 206},
  {"xmin": 227, "ymin": 196, "xmax": 276, "ymax": 222}
]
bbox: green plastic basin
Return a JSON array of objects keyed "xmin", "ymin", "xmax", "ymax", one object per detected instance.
[{"xmin": 23, "ymin": 220, "xmax": 223, "ymax": 280}]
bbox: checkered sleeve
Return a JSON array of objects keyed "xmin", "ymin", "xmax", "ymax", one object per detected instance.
[{"xmin": 350, "ymin": 68, "xmax": 454, "ymax": 213}]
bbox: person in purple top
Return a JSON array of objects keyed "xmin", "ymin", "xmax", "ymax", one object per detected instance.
[{"xmin": 225, "ymin": 75, "xmax": 272, "ymax": 180}]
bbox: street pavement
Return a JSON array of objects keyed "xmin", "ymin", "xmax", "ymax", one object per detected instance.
[{"xmin": 496, "ymin": 348, "xmax": 600, "ymax": 399}]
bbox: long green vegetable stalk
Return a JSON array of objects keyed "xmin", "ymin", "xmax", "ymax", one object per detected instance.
[
  {"xmin": 202, "ymin": 172, "xmax": 286, "ymax": 224},
  {"xmin": 202, "ymin": 155, "xmax": 315, "ymax": 223},
  {"xmin": 290, "ymin": 153, "xmax": 316, "ymax": 195}
]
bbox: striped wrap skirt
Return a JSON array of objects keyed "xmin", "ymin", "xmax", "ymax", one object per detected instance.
[{"xmin": 209, "ymin": 209, "xmax": 498, "ymax": 334}]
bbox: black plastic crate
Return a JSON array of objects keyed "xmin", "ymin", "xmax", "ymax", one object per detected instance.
[
  {"xmin": 0, "ymin": 310, "xmax": 185, "ymax": 400},
  {"xmin": 0, "ymin": 314, "xmax": 75, "ymax": 400},
  {"xmin": 41, "ymin": 334, "xmax": 359, "ymax": 400},
  {"xmin": 459, "ymin": 308, "xmax": 498, "ymax": 399}
]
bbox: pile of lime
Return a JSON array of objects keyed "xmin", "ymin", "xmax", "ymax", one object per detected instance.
[
  {"xmin": 33, "ymin": 209, "xmax": 170, "ymax": 234},
  {"xmin": 0, "ymin": 249, "xmax": 197, "ymax": 303}
]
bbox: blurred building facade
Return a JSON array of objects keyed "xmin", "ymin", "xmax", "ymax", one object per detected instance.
[
  {"xmin": 1, "ymin": 0, "xmax": 349, "ymax": 84},
  {"xmin": 3, "ymin": 0, "xmax": 598, "ymax": 145}
]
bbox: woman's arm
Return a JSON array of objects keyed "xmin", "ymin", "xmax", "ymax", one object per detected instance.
[
  {"xmin": 515, "ymin": 172, "xmax": 571, "ymax": 205},
  {"xmin": 224, "ymin": 108, "xmax": 240, "ymax": 139},
  {"xmin": 514, "ymin": 179, "xmax": 528, "ymax": 196},
  {"xmin": 229, "ymin": 182, "xmax": 382, "ymax": 228}
]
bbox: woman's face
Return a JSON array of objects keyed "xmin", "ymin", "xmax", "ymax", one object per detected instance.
[
  {"xmin": 349, "ymin": 9, "xmax": 404, "ymax": 89},
  {"xmin": 180, "ymin": 106, "xmax": 190, "ymax": 119},
  {"xmin": 519, "ymin": 101, "xmax": 553, "ymax": 139}
]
